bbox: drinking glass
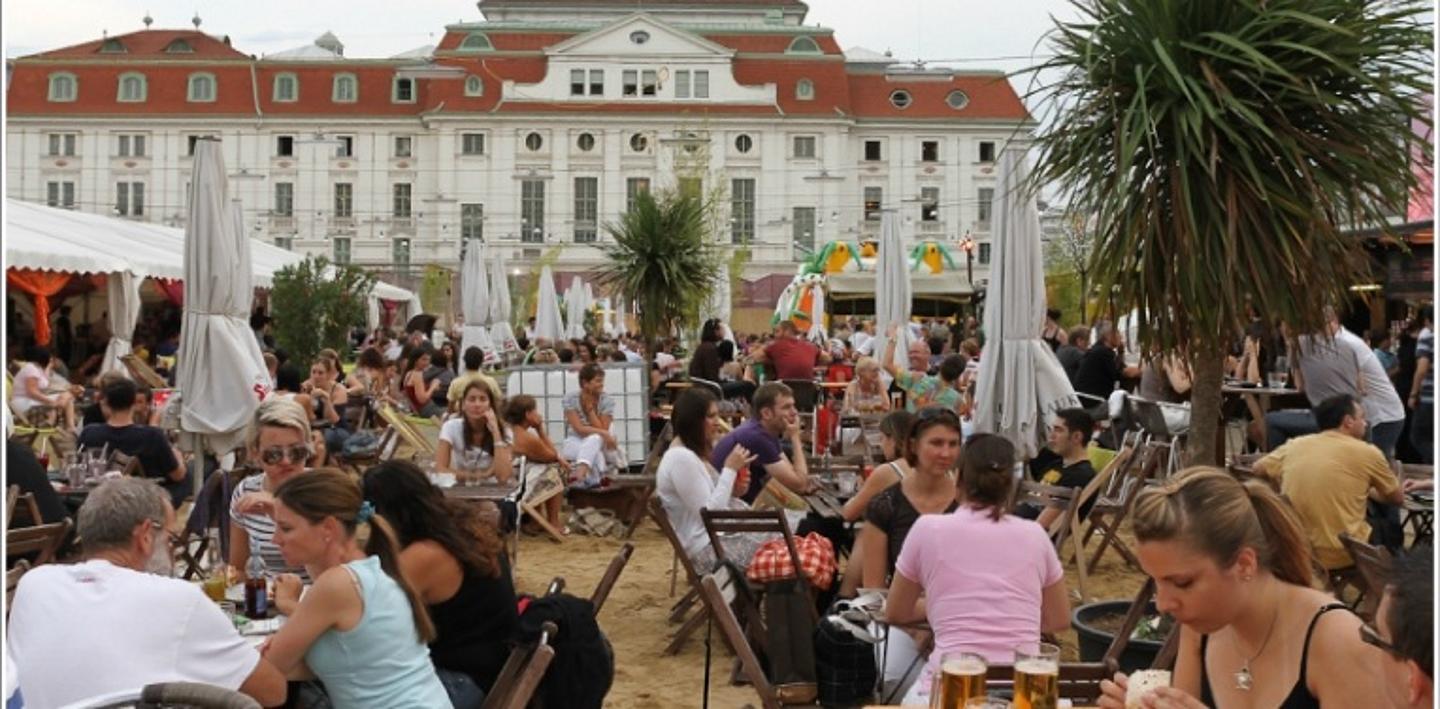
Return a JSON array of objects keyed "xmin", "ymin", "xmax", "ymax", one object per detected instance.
[
  {"xmin": 837, "ymin": 471, "xmax": 859, "ymax": 496},
  {"xmin": 964, "ymin": 699, "xmax": 1011, "ymax": 709},
  {"xmin": 930, "ymin": 652, "xmax": 987, "ymax": 709},
  {"xmin": 1012, "ymin": 643, "xmax": 1060, "ymax": 709}
]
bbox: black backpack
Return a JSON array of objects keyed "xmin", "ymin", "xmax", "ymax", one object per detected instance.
[
  {"xmin": 517, "ymin": 593, "xmax": 614, "ymax": 709},
  {"xmin": 813, "ymin": 614, "xmax": 878, "ymax": 707}
]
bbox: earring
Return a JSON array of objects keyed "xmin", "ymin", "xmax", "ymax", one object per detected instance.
[{"xmin": 1242, "ymin": 575, "xmax": 1253, "ymax": 582}]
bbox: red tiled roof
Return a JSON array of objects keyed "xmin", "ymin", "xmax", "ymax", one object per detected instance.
[
  {"xmin": 479, "ymin": 0, "xmax": 807, "ymax": 8},
  {"xmin": 254, "ymin": 65, "xmax": 433, "ymax": 116},
  {"xmin": 8, "ymin": 64, "xmax": 257, "ymax": 115},
  {"xmin": 30, "ymin": 29, "xmax": 249, "ymax": 60},
  {"xmin": 436, "ymin": 31, "xmax": 579, "ymax": 52},
  {"xmin": 732, "ymin": 58, "xmax": 850, "ymax": 115},
  {"xmin": 846, "ymin": 73, "xmax": 1029, "ymax": 120},
  {"xmin": 490, "ymin": 101, "xmax": 780, "ymax": 115},
  {"xmin": 705, "ymin": 33, "xmax": 841, "ymax": 55}
]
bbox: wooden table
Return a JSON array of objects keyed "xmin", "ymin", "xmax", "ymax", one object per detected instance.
[
  {"xmin": 442, "ymin": 481, "xmax": 520, "ymax": 501},
  {"xmin": 566, "ymin": 474, "xmax": 656, "ymax": 538}
]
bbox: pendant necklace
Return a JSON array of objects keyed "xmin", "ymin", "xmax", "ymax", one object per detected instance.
[{"xmin": 1233, "ymin": 594, "xmax": 1281, "ymax": 692}]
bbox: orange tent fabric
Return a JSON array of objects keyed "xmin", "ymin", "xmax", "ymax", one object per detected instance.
[{"xmin": 7, "ymin": 269, "xmax": 71, "ymax": 345}]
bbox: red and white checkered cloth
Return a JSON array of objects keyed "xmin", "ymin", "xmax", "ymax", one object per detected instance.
[{"xmin": 746, "ymin": 532, "xmax": 837, "ymax": 590}]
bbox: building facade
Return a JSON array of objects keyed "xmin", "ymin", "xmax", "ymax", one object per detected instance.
[{"xmin": 6, "ymin": 0, "xmax": 1033, "ymax": 297}]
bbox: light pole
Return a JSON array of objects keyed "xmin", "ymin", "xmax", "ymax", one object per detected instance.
[{"xmin": 959, "ymin": 232, "xmax": 976, "ymax": 286}]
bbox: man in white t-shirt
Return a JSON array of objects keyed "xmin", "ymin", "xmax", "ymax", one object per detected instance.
[{"xmin": 8, "ymin": 479, "xmax": 286, "ymax": 708}]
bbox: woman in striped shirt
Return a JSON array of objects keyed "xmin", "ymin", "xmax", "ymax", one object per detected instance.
[{"xmin": 229, "ymin": 398, "xmax": 314, "ymax": 581}]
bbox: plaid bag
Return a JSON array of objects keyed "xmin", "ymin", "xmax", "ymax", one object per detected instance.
[{"xmin": 746, "ymin": 532, "xmax": 837, "ymax": 591}]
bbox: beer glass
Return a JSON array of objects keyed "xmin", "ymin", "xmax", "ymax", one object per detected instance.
[
  {"xmin": 930, "ymin": 652, "xmax": 987, "ymax": 709},
  {"xmin": 964, "ymin": 699, "xmax": 1011, "ymax": 709},
  {"xmin": 1013, "ymin": 642, "xmax": 1060, "ymax": 709}
]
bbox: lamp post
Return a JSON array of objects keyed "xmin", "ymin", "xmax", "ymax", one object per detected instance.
[{"xmin": 959, "ymin": 232, "xmax": 976, "ymax": 286}]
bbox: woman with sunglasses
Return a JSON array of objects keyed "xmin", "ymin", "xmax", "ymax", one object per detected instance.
[
  {"xmin": 229, "ymin": 398, "xmax": 315, "ymax": 582},
  {"xmin": 1097, "ymin": 468, "xmax": 1379, "ymax": 709},
  {"xmin": 888, "ymin": 433, "xmax": 1071, "ymax": 706},
  {"xmin": 361, "ymin": 461, "xmax": 517, "ymax": 708},
  {"xmin": 436, "ymin": 380, "xmax": 512, "ymax": 484}
]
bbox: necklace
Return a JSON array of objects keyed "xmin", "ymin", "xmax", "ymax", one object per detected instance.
[{"xmin": 1232, "ymin": 590, "xmax": 1282, "ymax": 692}]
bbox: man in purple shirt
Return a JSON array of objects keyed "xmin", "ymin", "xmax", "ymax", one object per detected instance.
[{"xmin": 710, "ymin": 382, "xmax": 817, "ymax": 503}]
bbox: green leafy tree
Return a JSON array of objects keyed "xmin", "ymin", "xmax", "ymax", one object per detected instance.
[
  {"xmin": 270, "ymin": 255, "xmax": 375, "ymax": 369},
  {"xmin": 1030, "ymin": 0, "xmax": 1431, "ymax": 464},
  {"xmin": 596, "ymin": 189, "xmax": 722, "ymax": 369}
]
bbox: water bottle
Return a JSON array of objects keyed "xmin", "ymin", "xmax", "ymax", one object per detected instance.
[{"xmin": 244, "ymin": 554, "xmax": 268, "ymax": 619}]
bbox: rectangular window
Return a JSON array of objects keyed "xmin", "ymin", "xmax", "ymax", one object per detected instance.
[
  {"xmin": 864, "ymin": 186, "xmax": 882, "ymax": 221},
  {"xmin": 392, "ymin": 183, "xmax": 413, "ymax": 218},
  {"xmin": 793, "ymin": 135, "xmax": 816, "ymax": 159},
  {"xmin": 275, "ymin": 236, "xmax": 293, "ymax": 251},
  {"xmin": 461, "ymin": 203, "xmax": 484, "ymax": 242},
  {"xmin": 117, "ymin": 135, "xmax": 129, "ymax": 157},
  {"xmin": 335, "ymin": 135, "xmax": 354, "ymax": 158},
  {"xmin": 274, "ymin": 182, "xmax": 294, "ymax": 217},
  {"xmin": 979, "ymin": 242, "xmax": 992, "ymax": 264},
  {"xmin": 461, "ymin": 133, "xmax": 485, "ymax": 156},
  {"xmin": 571, "ymin": 69, "xmax": 586, "ymax": 96},
  {"xmin": 793, "ymin": 206, "xmax": 816, "ymax": 260},
  {"xmin": 626, "ymin": 177, "xmax": 650, "ymax": 213},
  {"xmin": 394, "ymin": 136, "xmax": 412, "ymax": 158},
  {"xmin": 978, "ymin": 140, "xmax": 996, "ymax": 163},
  {"xmin": 521, "ymin": 179, "xmax": 545, "ymax": 242},
  {"xmin": 694, "ymin": 70, "xmax": 709, "ymax": 98},
  {"xmin": 977, "ymin": 187, "xmax": 994, "ymax": 227},
  {"xmin": 276, "ymin": 135, "xmax": 295, "ymax": 157},
  {"xmin": 46, "ymin": 181, "xmax": 75, "ymax": 209},
  {"xmin": 679, "ymin": 177, "xmax": 702, "ymax": 200},
  {"xmin": 589, "ymin": 69, "xmax": 604, "ymax": 96},
  {"xmin": 115, "ymin": 181, "xmax": 144, "ymax": 216},
  {"xmin": 675, "ymin": 70, "xmax": 690, "ymax": 99},
  {"xmin": 921, "ymin": 186, "xmax": 940, "ymax": 222},
  {"xmin": 622, "ymin": 70, "xmax": 638, "ymax": 97},
  {"xmin": 187, "ymin": 134, "xmax": 220, "ymax": 156},
  {"xmin": 864, "ymin": 140, "xmax": 882, "ymax": 161},
  {"xmin": 921, "ymin": 140, "xmax": 940, "ymax": 162},
  {"xmin": 641, "ymin": 70, "xmax": 658, "ymax": 96},
  {"xmin": 333, "ymin": 183, "xmax": 353, "ymax": 218},
  {"xmin": 48, "ymin": 133, "xmax": 76, "ymax": 157},
  {"xmin": 393, "ymin": 238, "xmax": 411, "ymax": 267},
  {"xmin": 730, "ymin": 178, "xmax": 755, "ymax": 245},
  {"xmin": 574, "ymin": 177, "xmax": 598, "ymax": 243},
  {"xmin": 394, "ymin": 78, "xmax": 415, "ymax": 103},
  {"xmin": 333, "ymin": 237, "xmax": 351, "ymax": 265}
]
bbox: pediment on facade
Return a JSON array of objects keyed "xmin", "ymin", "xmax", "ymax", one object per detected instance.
[{"xmin": 546, "ymin": 13, "xmax": 734, "ymax": 60}]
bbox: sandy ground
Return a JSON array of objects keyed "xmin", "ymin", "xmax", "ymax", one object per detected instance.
[{"xmin": 512, "ymin": 518, "xmax": 1148, "ymax": 708}]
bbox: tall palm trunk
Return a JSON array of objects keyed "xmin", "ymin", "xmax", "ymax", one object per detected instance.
[{"xmin": 1185, "ymin": 348, "xmax": 1227, "ymax": 466}]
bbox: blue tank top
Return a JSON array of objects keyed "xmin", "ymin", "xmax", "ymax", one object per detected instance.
[{"xmin": 305, "ymin": 556, "xmax": 453, "ymax": 708}]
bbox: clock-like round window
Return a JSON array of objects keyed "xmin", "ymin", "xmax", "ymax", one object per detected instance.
[{"xmin": 630, "ymin": 30, "xmax": 651, "ymax": 45}]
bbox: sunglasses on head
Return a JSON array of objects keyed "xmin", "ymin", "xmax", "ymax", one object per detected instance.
[
  {"xmin": 1359, "ymin": 621, "xmax": 1403, "ymax": 658},
  {"xmin": 260, "ymin": 444, "xmax": 312, "ymax": 466}
]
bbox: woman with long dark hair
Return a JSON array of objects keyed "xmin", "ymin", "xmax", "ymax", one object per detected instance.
[
  {"xmin": 435, "ymin": 380, "xmax": 512, "ymax": 483},
  {"xmin": 262, "ymin": 469, "xmax": 451, "ymax": 708},
  {"xmin": 402, "ymin": 349, "xmax": 444, "ymax": 418},
  {"xmin": 504, "ymin": 394, "xmax": 568, "ymax": 532},
  {"xmin": 363, "ymin": 461, "xmax": 518, "ymax": 708}
]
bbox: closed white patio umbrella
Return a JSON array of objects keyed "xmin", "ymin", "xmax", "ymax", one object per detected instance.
[
  {"xmin": 872, "ymin": 211, "xmax": 913, "ymax": 373},
  {"xmin": 177, "ymin": 139, "xmax": 271, "ymax": 492},
  {"xmin": 488, "ymin": 249, "xmax": 518, "ymax": 356},
  {"xmin": 972, "ymin": 148, "xmax": 1079, "ymax": 458},
  {"xmin": 98, "ymin": 271, "xmax": 142, "ymax": 377},
  {"xmin": 459, "ymin": 241, "xmax": 496, "ymax": 358},
  {"xmin": 535, "ymin": 265, "xmax": 564, "ymax": 342}
]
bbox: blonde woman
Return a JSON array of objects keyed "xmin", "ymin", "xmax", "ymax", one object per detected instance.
[
  {"xmin": 843, "ymin": 356, "xmax": 892, "ymax": 414},
  {"xmin": 230, "ymin": 398, "xmax": 314, "ymax": 581}
]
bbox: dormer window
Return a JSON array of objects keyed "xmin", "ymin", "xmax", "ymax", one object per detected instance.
[
  {"xmin": 464, "ymin": 75, "xmax": 484, "ymax": 97},
  {"xmin": 796, "ymin": 78, "xmax": 814, "ymax": 101},
  {"xmin": 333, "ymin": 73, "xmax": 358, "ymax": 103},
  {"xmin": 458, "ymin": 33, "xmax": 492, "ymax": 51},
  {"xmin": 187, "ymin": 72, "xmax": 217, "ymax": 102},
  {"xmin": 117, "ymin": 72, "xmax": 147, "ymax": 102},
  {"xmin": 786, "ymin": 36, "xmax": 822, "ymax": 55},
  {"xmin": 889, "ymin": 90, "xmax": 912, "ymax": 110},
  {"xmin": 164, "ymin": 39, "xmax": 194, "ymax": 54},
  {"xmin": 99, "ymin": 38, "xmax": 127, "ymax": 54},
  {"xmin": 393, "ymin": 77, "xmax": 415, "ymax": 103},
  {"xmin": 47, "ymin": 73, "xmax": 77, "ymax": 102},
  {"xmin": 273, "ymin": 73, "xmax": 298, "ymax": 102}
]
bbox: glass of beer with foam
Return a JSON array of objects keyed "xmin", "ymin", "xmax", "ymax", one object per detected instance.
[
  {"xmin": 1012, "ymin": 642, "xmax": 1060, "ymax": 709},
  {"xmin": 930, "ymin": 652, "xmax": 987, "ymax": 709}
]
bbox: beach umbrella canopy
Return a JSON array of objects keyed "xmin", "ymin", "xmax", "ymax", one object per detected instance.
[
  {"xmin": 872, "ymin": 211, "xmax": 913, "ymax": 372},
  {"xmin": 176, "ymin": 139, "xmax": 270, "ymax": 460},
  {"xmin": 99, "ymin": 271, "xmax": 142, "ymax": 377},
  {"xmin": 973, "ymin": 148, "xmax": 1080, "ymax": 458},
  {"xmin": 459, "ymin": 241, "xmax": 496, "ymax": 357},
  {"xmin": 535, "ymin": 265, "xmax": 564, "ymax": 342},
  {"xmin": 488, "ymin": 249, "xmax": 517, "ymax": 355}
]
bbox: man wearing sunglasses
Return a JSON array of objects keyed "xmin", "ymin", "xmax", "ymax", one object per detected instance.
[{"xmin": 1367, "ymin": 547, "xmax": 1432, "ymax": 709}]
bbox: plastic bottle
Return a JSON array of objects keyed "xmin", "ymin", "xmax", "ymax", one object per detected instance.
[{"xmin": 244, "ymin": 554, "xmax": 268, "ymax": 619}]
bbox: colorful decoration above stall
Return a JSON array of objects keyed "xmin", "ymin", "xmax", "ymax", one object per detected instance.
[
  {"xmin": 770, "ymin": 272, "xmax": 828, "ymax": 342},
  {"xmin": 858, "ymin": 239, "xmax": 879, "ymax": 260},
  {"xmin": 805, "ymin": 241, "xmax": 865, "ymax": 275},
  {"xmin": 909, "ymin": 240, "xmax": 960, "ymax": 275}
]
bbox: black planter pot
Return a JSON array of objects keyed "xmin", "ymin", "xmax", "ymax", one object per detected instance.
[{"xmin": 1072, "ymin": 600, "xmax": 1164, "ymax": 674}]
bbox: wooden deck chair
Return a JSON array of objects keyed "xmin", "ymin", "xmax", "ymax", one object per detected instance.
[
  {"xmin": 700, "ymin": 508, "xmax": 811, "ymax": 595},
  {"xmin": 1081, "ymin": 436, "xmax": 1154, "ymax": 574},
  {"xmin": 979, "ymin": 658, "xmax": 1118, "ymax": 705},
  {"xmin": 120, "ymin": 354, "xmax": 169, "ymax": 389},
  {"xmin": 8, "ymin": 490, "xmax": 43, "ymax": 529},
  {"xmin": 649, "ymin": 496, "xmax": 712, "ymax": 655},
  {"xmin": 590, "ymin": 543, "xmax": 635, "ymax": 617},
  {"xmin": 699, "ymin": 568, "xmax": 817, "ymax": 709},
  {"xmin": 1102, "ymin": 578, "xmax": 1181, "ymax": 672},
  {"xmin": 481, "ymin": 621, "xmax": 558, "ymax": 709},
  {"xmin": 375, "ymin": 405, "xmax": 434, "ymax": 458},
  {"xmin": 7, "ymin": 559, "xmax": 31, "ymax": 612},
  {"xmin": 8, "ymin": 518, "xmax": 73, "ymax": 566},
  {"xmin": 1013, "ymin": 480, "xmax": 1090, "ymax": 602},
  {"xmin": 1338, "ymin": 534, "xmax": 1394, "ymax": 622},
  {"xmin": 519, "ymin": 462, "xmax": 567, "ymax": 544},
  {"xmin": 6, "ymin": 485, "xmax": 20, "ymax": 525}
]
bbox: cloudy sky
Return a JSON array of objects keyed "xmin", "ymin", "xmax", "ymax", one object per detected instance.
[{"xmin": 4, "ymin": 0, "xmax": 1082, "ymax": 107}]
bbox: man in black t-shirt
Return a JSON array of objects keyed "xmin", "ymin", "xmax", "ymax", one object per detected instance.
[
  {"xmin": 77, "ymin": 378, "xmax": 188, "ymax": 506},
  {"xmin": 1073, "ymin": 320, "xmax": 1140, "ymax": 404},
  {"xmin": 1018, "ymin": 408, "xmax": 1098, "ymax": 525}
]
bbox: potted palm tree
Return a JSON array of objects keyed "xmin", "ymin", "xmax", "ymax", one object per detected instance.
[{"xmin": 1029, "ymin": 0, "xmax": 1431, "ymax": 465}]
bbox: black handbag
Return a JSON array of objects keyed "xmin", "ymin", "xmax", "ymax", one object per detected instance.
[{"xmin": 813, "ymin": 613, "xmax": 878, "ymax": 707}]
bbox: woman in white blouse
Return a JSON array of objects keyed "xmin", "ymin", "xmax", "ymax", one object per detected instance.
[
  {"xmin": 435, "ymin": 379, "xmax": 512, "ymax": 484},
  {"xmin": 656, "ymin": 387, "xmax": 759, "ymax": 571}
]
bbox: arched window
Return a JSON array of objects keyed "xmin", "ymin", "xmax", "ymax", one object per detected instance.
[
  {"xmin": 464, "ymin": 75, "xmax": 484, "ymax": 97},
  {"xmin": 99, "ymin": 38, "xmax": 127, "ymax": 54},
  {"xmin": 796, "ymin": 78, "xmax": 814, "ymax": 101},
  {"xmin": 117, "ymin": 72, "xmax": 147, "ymax": 102},
  {"xmin": 459, "ymin": 33, "xmax": 493, "ymax": 51},
  {"xmin": 786, "ymin": 36, "xmax": 822, "ymax": 54},
  {"xmin": 187, "ymin": 72, "xmax": 217, "ymax": 102},
  {"xmin": 273, "ymin": 73, "xmax": 298, "ymax": 102},
  {"xmin": 333, "ymin": 73, "xmax": 358, "ymax": 103},
  {"xmin": 48, "ymin": 72, "xmax": 77, "ymax": 102},
  {"xmin": 165, "ymin": 39, "xmax": 193, "ymax": 54}
]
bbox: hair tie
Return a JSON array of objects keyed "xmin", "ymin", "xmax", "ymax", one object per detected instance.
[{"xmin": 357, "ymin": 500, "xmax": 375, "ymax": 524}]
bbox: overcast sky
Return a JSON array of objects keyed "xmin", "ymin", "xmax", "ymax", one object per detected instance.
[{"xmin": 3, "ymin": 0, "xmax": 1082, "ymax": 104}]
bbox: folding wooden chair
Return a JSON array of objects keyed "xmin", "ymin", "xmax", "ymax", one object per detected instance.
[
  {"xmin": 120, "ymin": 354, "xmax": 170, "ymax": 389},
  {"xmin": 1013, "ymin": 480, "xmax": 1090, "ymax": 602},
  {"xmin": 8, "ymin": 490, "xmax": 44, "ymax": 529},
  {"xmin": 699, "ymin": 568, "xmax": 817, "ymax": 709},
  {"xmin": 649, "ymin": 496, "xmax": 712, "ymax": 655},
  {"xmin": 979, "ymin": 658, "xmax": 1118, "ymax": 705},
  {"xmin": 7, "ymin": 559, "xmax": 31, "ymax": 612},
  {"xmin": 1102, "ymin": 578, "xmax": 1181, "ymax": 672},
  {"xmin": 8, "ymin": 518, "xmax": 73, "ymax": 566},
  {"xmin": 375, "ymin": 405, "xmax": 434, "ymax": 459},
  {"xmin": 700, "ymin": 508, "xmax": 813, "ymax": 599},
  {"xmin": 1081, "ymin": 435, "xmax": 1154, "ymax": 574},
  {"xmin": 590, "ymin": 542, "xmax": 635, "ymax": 617},
  {"xmin": 519, "ymin": 462, "xmax": 567, "ymax": 544},
  {"xmin": 481, "ymin": 621, "xmax": 558, "ymax": 709},
  {"xmin": 1338, "ymin": 534, "xmax": 1394, "ymax": 622},
  {"xmin": 6, "ymin": 485, "xmax": 21, "ymax": 525}
]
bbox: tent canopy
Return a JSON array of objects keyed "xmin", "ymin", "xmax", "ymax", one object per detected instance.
[{"xmin": 5, "ymin": 198, "xmax": 415, "ymax": 302}]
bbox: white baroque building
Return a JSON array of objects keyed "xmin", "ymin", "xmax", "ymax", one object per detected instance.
[{"xmin": 6, "ymin": 0, "xmax": 1033, "ymax": 300}]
